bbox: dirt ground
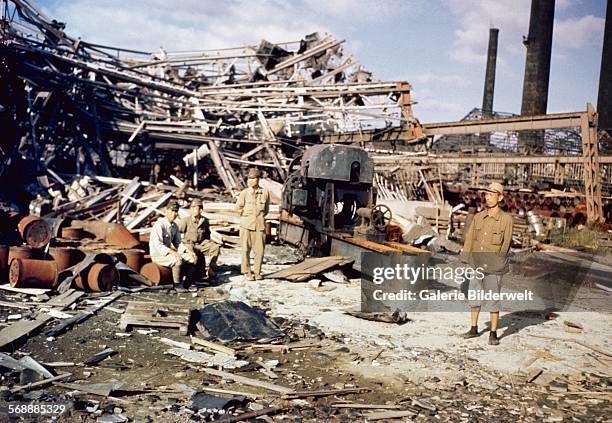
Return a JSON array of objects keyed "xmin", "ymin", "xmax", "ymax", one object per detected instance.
[{"xmin": 0, "ymin": 245, "xmax": 610, "ymax": 422}]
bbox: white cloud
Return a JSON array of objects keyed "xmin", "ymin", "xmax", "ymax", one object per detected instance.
[
  {"xmin": 446, "ymin": 0, "xmax": 530, "ymax": 64},
  {"xmin": 41, "ymin": 0, "xmax": 406, "ymax": 53},
  {"xmin": 554, "ymin": 15, "xmax": 605, "ymax": 49},
  {"xmin": 44, "ymin": 0, "xmax": 333, "ymax": 52},
  {"xmin": 302, "ymin": 0, "xmax": 409, "ymax": 22},
  {"xmin": 446, "ymin": 1, "xmax": 606, "ymax": 65}
]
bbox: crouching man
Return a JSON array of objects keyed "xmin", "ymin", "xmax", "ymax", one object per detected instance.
[
  {"xmin": 178, "ymin": 199, "xmax": 221, "ymax": 280},
  {"xmin": 149, "ymin": 201, "xmax": 197, "ymax": 288}
]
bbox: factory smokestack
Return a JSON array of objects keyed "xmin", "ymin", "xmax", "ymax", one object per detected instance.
[
  {"xmin": 520, "ymin": 0, "xmax": 555, "ymax": 116},
  {"xmin": 597, "ymin": 0, "xmax": 611, "ymax": 130},
  {"xmin": 482, "ymin": 28, "xmax": 499, "ymax": 118}
]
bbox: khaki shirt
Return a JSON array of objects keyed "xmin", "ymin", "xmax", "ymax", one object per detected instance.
[
  {"xmin": 462, "ymin": 207, "xmax": 513, "ymax": 274},
  {"xmin": 149, "ymin": 217, "xmax": 186, "ymax": 259},
  {"xmin": 177, "ymin": 215, "xmax": 210, "ymax": 244},
  {"xmin": 235, "ymin": 187, "xmax": 270, "ymax": 231}
]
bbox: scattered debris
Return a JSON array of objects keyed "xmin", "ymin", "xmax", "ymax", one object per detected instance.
[
  {"xmin": 118, "ymin": 301, "xmax": 191, "ymax": 335},
  {"xmin": 83, "ymin": 348, "xmax": 116, "ymax": 366},
  {"xmin": 267, "ymin": 256, "xmax": 354, "ymax": 282},
  {"xmin": 195, "ymin": 301, "xmax": 284, "ymax": 342}
]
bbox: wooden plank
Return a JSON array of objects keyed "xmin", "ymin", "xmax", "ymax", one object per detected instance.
[
  {"xmin": 201, "ymin": 368, "xmax": 294, "ymax": 394},
  {"xmin": 267, "ymin": 256, "xmax": 353, "ymax": 282},
  {"xmin": 124, "ymin": 304, "xmax": 190, "ymax": 313},
  {"xmin": 282, "ymin": 387, "xmax": 370, "ymax": 399},
  {"xmin": 119, "ymin": 317, "xmax": 186, "ymax": 328},
  {"xmin": 0, "ymin": 284, "xmax": 51, "ymax": 296},
  {"xmin": 124, "ymin": 306, "xmax": 190, "ymax": 316},
  {"xmin": 216, "ymin": 406, "xmax": 287, "ymax": 423},
  {"xmin": 247, "ymin": 340, "xmax": 320, "ymax": 352},
  {"xmin": 103, "ymin": 177, "xmax": 141, "ymax": 222},
  {"xmin": 199, "ymin": 386, "xmax": 259, "ymax": 399},
  {"xmin": 525, "ymin": 368, "xmax": 543, "ymax": 383},
  {"xmin": 364, "ymin": 409, "xmax": 418, "ymax": 421},
  {"xmin": 0, "ymin": 300, "xmax": 33, "ymax": 310},
  {"xmin": 190, "ymin": 336, "xmax": 236, "ymax": 356},
  {"xmin": 46, "ymin": 292, "xmax": 122, "ymax": 337},
  {"xmin": 126, "ymin": 192, "xmax": 172, "ymax": 230},
  {"xmin": 123, "ymin": 315, "xmax": 188, "ymax": 324},
  {"xmin": 11, "ymin": 373, "xmax": 72, "ymax": 393},
  {"xmin": 331, "ymin": 404, "xmax": 402, "ymax": 410},
  {"xmin": 45, "ymin": 289, "xmax": 85, "ymax": 309},
  {"xmin": 0, "ymin": 314, "xmax": 54, "ymax": 349}
]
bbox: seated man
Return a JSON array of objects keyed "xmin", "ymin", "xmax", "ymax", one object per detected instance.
[
  {"xmin": 149, "ymin": 201, "xmax": 197, "ymax": 288},
  {"xmin": 178, "ymin": 199, "xmax": 221, "ymax": 279}
]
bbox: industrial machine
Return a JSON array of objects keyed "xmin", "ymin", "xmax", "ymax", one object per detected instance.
[
  {"xmin": 280, "ymin": 144, "xmax": 393, "ymax": 256},
  {"xmin": 280, "ymin": 144, "xmax": 431, "ymax": 317}
]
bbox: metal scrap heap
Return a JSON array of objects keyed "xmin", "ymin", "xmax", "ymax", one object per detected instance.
[{"xmin": 0, "ymin": 0, "xmax": 423, "ymax": 210}]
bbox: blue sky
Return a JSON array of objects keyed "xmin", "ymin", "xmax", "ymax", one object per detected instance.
[{"xmin": 36, "ymin": 0, "xmax": 607, "ymax": 123}]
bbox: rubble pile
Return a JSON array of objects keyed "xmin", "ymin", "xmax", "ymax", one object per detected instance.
[{"xmin": 0, "ymin": 0, "xmax": 424, "ymax": 211}]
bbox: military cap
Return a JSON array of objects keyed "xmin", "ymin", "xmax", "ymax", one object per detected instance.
[
  {"xmin": 166, "ymin": 201, "xmax": 179, "ymax": 211},
  {"xmin": 247, "ymin": 168, "xmax": 262, "ymax": 179},
  {"xmin": 481, "ymin": 182, "xmax": 504, "ymax": 195},
  {"xmin": 190, "ymin": 198, "xmax": 203, "ymax": 207}
]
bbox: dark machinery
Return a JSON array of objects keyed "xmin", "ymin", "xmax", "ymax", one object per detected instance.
[{"xmin": 281, "ymin": 144, "xmax": 392, "ymax": 254}]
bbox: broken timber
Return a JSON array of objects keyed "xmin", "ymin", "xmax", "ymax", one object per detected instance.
[
  {"xmin": 267, "ymin": 256, "xmax": 354, "ymax": 282},
  {"xmin": 0, "ymin": 314, "xmax": 54, "ymax": 350},
  {"xmin": 46, "ymin": 292, "xmax": 123, "ymax": 337},
  {"xmin": 200, "ymin": 368, "xmax": 295, "ymax": 394},
  {"xmin": 118, "ymin": 301, "xmax": 191, "ymax": 335}
]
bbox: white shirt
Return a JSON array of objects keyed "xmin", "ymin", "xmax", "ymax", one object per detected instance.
[{"xmin": 149, "ymin": 217, "xmax": 187, "ymax": 259}]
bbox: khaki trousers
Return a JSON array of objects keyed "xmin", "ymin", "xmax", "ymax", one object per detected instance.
[
  {"xmin": 185, "ymin": 240, "xmax": 221, "ymax": 278},
  {"xmin": 240, "ymin": 228, "xmax": 265, "ymax": 276}
]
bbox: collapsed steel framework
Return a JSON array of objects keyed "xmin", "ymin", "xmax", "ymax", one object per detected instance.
[
  {"xmin": 0, "ymin": 0, "xmax": 423, "ymax": 198},
  {"xmin": 0, "ymin": 0, "xmax": 609, "ymax": 223}
]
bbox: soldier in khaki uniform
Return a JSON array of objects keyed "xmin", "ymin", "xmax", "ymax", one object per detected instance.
[
  {"xmin": 177, "ymin": 199, "xmax": 222, "ymax": 282},
  {"xmin": 235, "ymin": 168, "xmax": 270, "ymax": 281},
  {"xmin": 460, "ymin": 182, "xmax": 513, "ymax": 345}
]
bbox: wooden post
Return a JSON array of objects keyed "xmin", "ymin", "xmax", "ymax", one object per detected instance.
[{"xmin": 581, "ymin": 103, "xmax": 604, "ymax": 223}]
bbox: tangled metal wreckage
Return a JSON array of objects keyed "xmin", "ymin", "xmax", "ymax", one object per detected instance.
[
  {"xmin": 0, "ymin": 0, "xmax": 425, "ymax": 207},
  {"xmin": 0, "ymin": 0, "xmax": 611, "ymax": 234}
]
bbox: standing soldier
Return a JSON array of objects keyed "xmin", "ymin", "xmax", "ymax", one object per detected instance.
[
  {"xmin": 178, "ymin": 199, "xmax": 222, "ymax": 281},
  {"xmin": 149, "ymin": 201, "xmax": 197, "ymax": 289},
  {"xmin": 460, "ymin": 182, "xmax": 513, "ymax": 345},
  {"xmin": 235, "ymin": 168, "xmax": 270, "ymax": 281}
]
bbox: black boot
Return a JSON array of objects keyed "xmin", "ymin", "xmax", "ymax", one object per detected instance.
[
  {"xmin": 460, "ymin": 325, "xmax": 480, "ymax": 339},
  {"xmin": 489, "ymin": 331, "xmax": 499, "ymax": 345}
]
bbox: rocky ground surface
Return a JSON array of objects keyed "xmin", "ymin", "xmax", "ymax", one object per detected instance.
[{"xmin": 0, "ymin": 245, "xmax": 610, "ymax": 422}]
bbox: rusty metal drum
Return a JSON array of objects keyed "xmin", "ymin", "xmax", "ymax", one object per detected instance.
[
  {"xmin": 75, "ymin": 263, "xmax": 117, "ymax": 292},
  {"xmin": 18, "ymin": 216, "xmax": 51, "ymax": 248},
  {"xmin": 9, "ymin": 258, "xmax": 58, "ymax": 288},
  {"xmin": 48, "ymin": 246, "xmax": 85, "ymax": 272},
  {"xmin": 140, "ymin": 262, "xmax": 172, "ymax": 285}
]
